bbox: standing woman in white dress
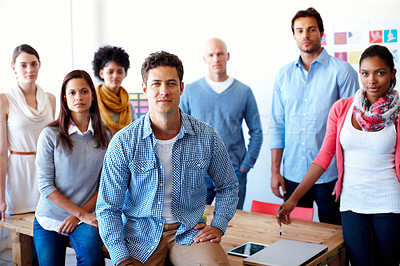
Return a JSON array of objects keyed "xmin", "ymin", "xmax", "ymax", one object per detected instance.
[{"xmin": 0, "ymin": 44, "xmax": 56, "ymax": 220}]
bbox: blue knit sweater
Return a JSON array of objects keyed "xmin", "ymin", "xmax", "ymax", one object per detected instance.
[{"xmin": 180, "ymin": 77, "xmax": 263, "ymax": 172}]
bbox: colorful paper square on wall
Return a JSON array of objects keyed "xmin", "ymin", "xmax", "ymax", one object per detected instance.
[
  {"xmin": 384, "ymin": 29, "xmax": 398, "ymax": 43},
  {"xmin": 335, "ymin": 52, "xmax": 347, "ymax": 62},
  {"xmin": 321, "ymin": 33, "xmax": 327, "ymax": 45},
  {"xmin": 129, "ymin": 92, "xmax": 148, "ymax": 118},
  {"xmin": 334, "ymin": 32, "xmax": 347, "ymax": 45},
  {"xmin": 369, "ymin": 30, "xmax": 383, "ymax": 43},
  {"xmin": 349, "ymin": 51, "xmax": 361, "ymax": 65}
]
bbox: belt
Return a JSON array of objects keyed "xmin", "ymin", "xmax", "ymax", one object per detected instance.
[{"xmin": 10, "ymin": 151, "xmax": 36, "ymax": 155}]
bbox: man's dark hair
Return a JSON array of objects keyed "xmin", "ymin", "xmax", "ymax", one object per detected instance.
[
  {"xmin": 141, "ymin": 51, "xmax": 184, "ymax": 84},
  {"xmin": 291, "ymin": 7, "xmax": 324, "ymax": 35}
]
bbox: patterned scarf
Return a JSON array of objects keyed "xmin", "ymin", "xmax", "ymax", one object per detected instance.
[
  {"xmin": 352, "ymin": 88, "xmax": 400, "ymax": 131},
  {"xmin": 95, "ymin": 84, "xmax": 131, "ymax": 133}
]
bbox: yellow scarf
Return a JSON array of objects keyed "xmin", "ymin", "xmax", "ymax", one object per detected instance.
[{"xmin": 96, "ymin": 84, "xmax": 131, "ymax": 133}]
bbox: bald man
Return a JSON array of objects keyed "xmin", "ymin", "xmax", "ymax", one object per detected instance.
[{"xmin": 180, "ymin": 38, "xmax": 263, "ymax": 210}]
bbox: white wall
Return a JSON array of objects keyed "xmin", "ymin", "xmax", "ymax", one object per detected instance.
[
  {"xmin": 0, "ymin": 0, "xmax": 72, "ymax": 94},
  {"xmin": 1, "ymin": 0, "xmax": 400, "ymax": 213}
]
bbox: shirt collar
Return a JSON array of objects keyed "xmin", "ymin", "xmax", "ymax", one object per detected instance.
[
  {"xmin": 68, "ymin": 118, "xmax": 94, "ymax": 136},
  {"xmin": 295, "ymin": 48, "xmax": 329, "ymax": 68},
  {"xmin": 142, "ymin": 110, "xmax": 195, "ymax": 140}
]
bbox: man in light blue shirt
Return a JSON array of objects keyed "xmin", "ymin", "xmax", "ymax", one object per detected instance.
[
  {"xmin": 270, "ymin": 7, "xmax": 358, "ymax": 225},
  {"xmin": 180, "ymin": 38, "xmax": 263, "ymax": 210},
  {"xmin": 96, "ymin": 51, "xmax": 238, "ymax": 265}
]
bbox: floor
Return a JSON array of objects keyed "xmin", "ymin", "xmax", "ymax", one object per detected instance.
[{"xmin": 0, "ymin": 246, "xmax": 113, "ymax": 265}]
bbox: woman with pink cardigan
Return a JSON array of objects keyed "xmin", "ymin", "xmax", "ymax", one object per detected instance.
[{"xmin": 277, "ymin": 45, "xmax": 400, "ymax": 266}]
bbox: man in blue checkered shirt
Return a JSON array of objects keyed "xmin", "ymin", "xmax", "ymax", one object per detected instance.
[{"xmin": 96, "ymin": 51, "xmax": 239, "ymax": 265}]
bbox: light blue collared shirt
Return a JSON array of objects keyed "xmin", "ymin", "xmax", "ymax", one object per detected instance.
[
  {"xmin": 96, "ymin": 112, "xmax": 238, "ymax": 264},
  {"xmin": 269, "ymin": 49, "xmax": 359, "ymax": 184}
]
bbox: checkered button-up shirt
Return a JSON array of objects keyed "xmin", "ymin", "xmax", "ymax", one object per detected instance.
[{"xmin": 96, "ymin": 111, "xmax": 239, "ymax": 264}]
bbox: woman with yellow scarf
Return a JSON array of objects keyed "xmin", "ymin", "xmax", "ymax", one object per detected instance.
[{"xmin": 92, "ymin": 46, "xmax": 137, "ymax": 133}]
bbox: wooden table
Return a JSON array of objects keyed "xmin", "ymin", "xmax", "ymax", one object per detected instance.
[
  {"xmin": 1, "ymin": 207, "xmax": 344, "ymax": 266},
  {"xmin": 0, "ymin": 213, "xmax": 35, "ymax": 266},
  {"xmin": 204, "ymin": 205, "xmax": 345, "ymax": 266}
]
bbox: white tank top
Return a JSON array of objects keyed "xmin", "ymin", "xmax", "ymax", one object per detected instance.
[{"xmin": 339, "ymin": 104, "xmax": 400, "ymax": 214}]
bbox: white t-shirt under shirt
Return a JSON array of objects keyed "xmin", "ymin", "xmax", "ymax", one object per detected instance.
[
  {"xmin": 339, "ymin": 104, "xmax": 400, "ymax": 214},
  {"xmin": 156, "ymin": 135, "xmax": 179, "ymax": 223},
  {"xmin": 205, "ymin": 76, "xmax": 234, "ymax": 94}
]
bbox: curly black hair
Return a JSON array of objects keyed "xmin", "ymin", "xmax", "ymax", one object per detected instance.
[{"xmin": 92, "ymin": 46, "xmax": 130, "ymax": 81}]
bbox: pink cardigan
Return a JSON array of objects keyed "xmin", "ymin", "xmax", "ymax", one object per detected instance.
[{"xmin": 312, "ymin": 96, "xmax": 400, "ymax": 196}]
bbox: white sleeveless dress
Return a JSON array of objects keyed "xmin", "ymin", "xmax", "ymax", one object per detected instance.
[{"xmin": 4, "ymin": 85, "xmax": 53, "ymax": 214}]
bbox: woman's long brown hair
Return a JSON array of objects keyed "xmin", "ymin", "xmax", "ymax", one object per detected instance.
[{"xmin": 48, "ymin": 70, "xmax": 111, "ymax": 153}]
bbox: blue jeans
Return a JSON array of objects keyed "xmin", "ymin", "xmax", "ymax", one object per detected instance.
[
  {"xmin": 341, "ymin": 211, "xmax": 400, "ymax": 266},
  {"xmin": 206, "ymin": 170, "xmax": 246, "ymax": 210},
  {"xmin": 284, "ymin": 178, "xmax": 341, "ymax": 225},
  {"xmin": 33, "ymin": 217, "xmax": 104, "ymax": 266}
]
